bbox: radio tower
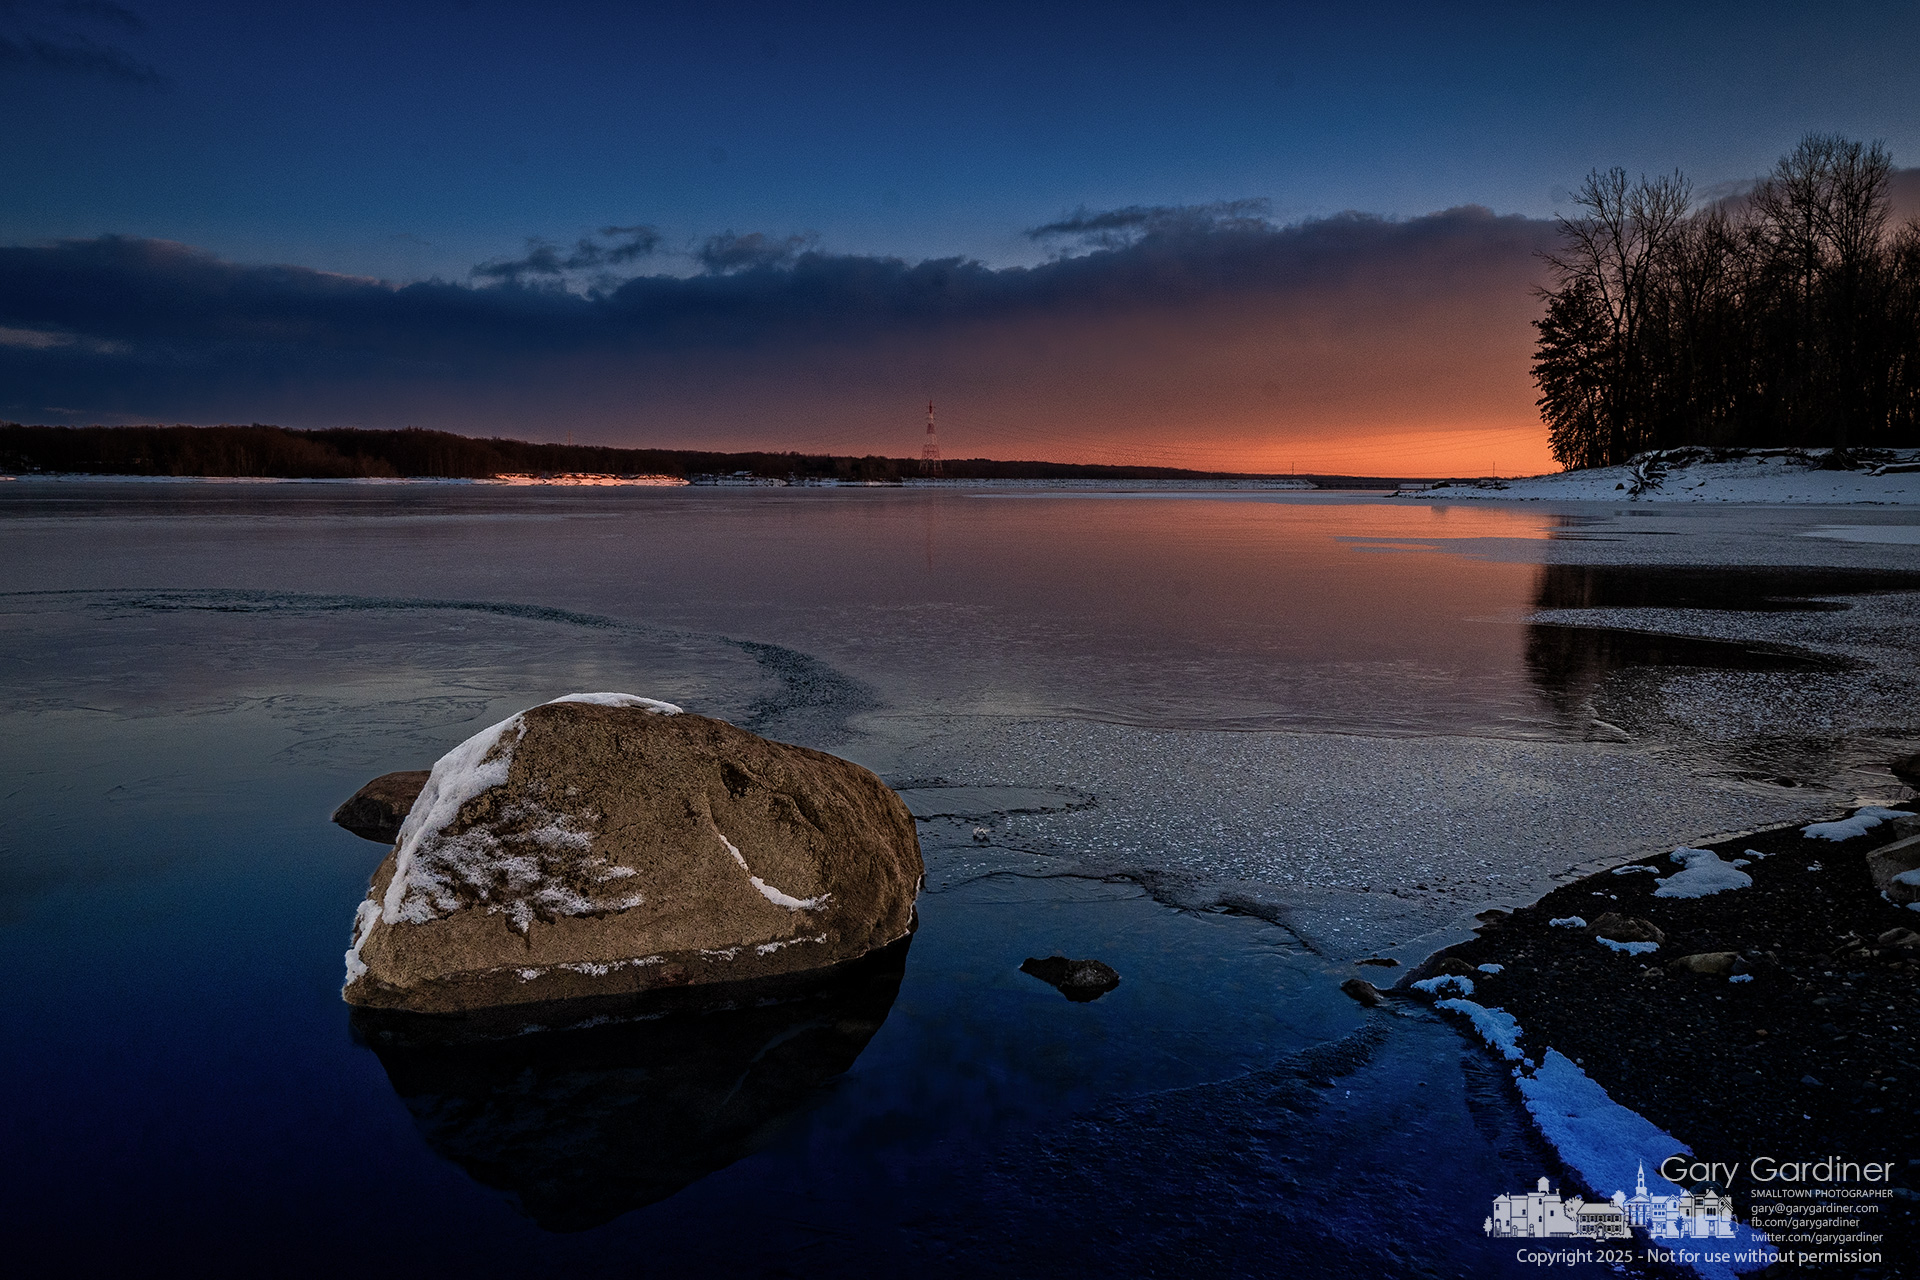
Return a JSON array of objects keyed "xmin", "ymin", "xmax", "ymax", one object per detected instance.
[{"xmin": 920, "ymin": 400, "xmax": 942, "ymax": 475}]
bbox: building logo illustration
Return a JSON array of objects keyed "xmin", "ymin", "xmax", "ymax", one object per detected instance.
[{"xmin": 1486, "ymin": 1165, "xmax": 1736, "ymax": 1241}]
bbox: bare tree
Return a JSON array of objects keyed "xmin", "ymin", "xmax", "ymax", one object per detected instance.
[
  {"xmin": 1533, "ymin": 134, "xmax": 1918, "ymax": 468},
  {"xmin": 1534, "ymin": 168, "xmax": 1689, "ymax": 467}
]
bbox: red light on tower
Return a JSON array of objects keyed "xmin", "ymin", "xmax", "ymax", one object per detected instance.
[{"xmin": 920, "ymin": 400, "xmax": 942, "ymax": 475}]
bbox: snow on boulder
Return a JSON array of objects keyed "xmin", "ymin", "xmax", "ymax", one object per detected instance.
[{"xmin": 341, "ymin": 694, "xmax": 923, "ymax": 1013}]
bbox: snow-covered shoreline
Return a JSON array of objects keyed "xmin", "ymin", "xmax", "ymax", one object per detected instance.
[{"xmin": 1400, "ymin": 447, "xmax": 1920, "ymax": 505}]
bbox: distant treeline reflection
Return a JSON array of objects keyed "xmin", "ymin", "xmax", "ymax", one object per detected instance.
[
  {"xmin": 1535, "ymin": 134, "xmax": 1920, "ymax": 469},
  {"xmin": 0, "ymin": 422, "xmax": 1278, "ymax": 483}
]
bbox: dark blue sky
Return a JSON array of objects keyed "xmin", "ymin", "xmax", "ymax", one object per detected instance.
[
  {"xmin": 8, "ymin": 1, "xmax": 1916, "ymax": 280},
  {"xmin": 3, "ymin": 1, "xmax": 1918, "ymax": 470}
]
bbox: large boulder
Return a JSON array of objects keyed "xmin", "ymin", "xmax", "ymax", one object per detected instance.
[{"xmin": 342, "ymin": 694, "xmax": 923, "ymax": 1013}]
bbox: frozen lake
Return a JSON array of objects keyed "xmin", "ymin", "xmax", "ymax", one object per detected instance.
[{"xmin": 3, "ymin": 482, "xmax": 1917, "ymax": 1275}]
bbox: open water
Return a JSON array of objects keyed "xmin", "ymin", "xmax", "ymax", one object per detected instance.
[{"xmin": 4, "ymin": 482, "xmax": 1917, "ymax": 1277}]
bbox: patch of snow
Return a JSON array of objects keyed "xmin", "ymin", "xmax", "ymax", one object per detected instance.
[
  {"xmin": 1730, "ymin": 974, "xmax": 1753, "ymax": 984},
  {"xmin": 343, "ymin": 710, "xmax": 530, "ymax": 986},
  {"xmin": 1515, "ymin": 1052, "xmax": 1776, "ymax": 1279},
  {"xmin": 755, "ymin": 933, "xmax": 828, "ymax": 956},
  {"xmin": 718, "ymin": 830, "xmax": 831, "ymax": 911},
  {"xmin": 1433, "ymin": 1011, "xmax": 1777, "ymax": 1279},
  {"xmin": 1802, "ymin": 807, "xmax": 1909, "ymax": 841},
  {"xmin": 1549, "ymin": 916, "xmax": 1587, "ymax": 928},
  {"xmin": 342, "ymin": 898, "xmax": 380, "ymax": 985},
  {"xmin": 1654, "ymin": 848, "xmax": 1753, "ymax": 898},
  {"xmin": 1398, "ymin": 446, "xmax": 1920, "ymax": 506},
  {"xmin": 1477, "ymin": 963, "xmax": 1504, "ymax": 974},
  {"xmin": 343, "ymin": 699, "xmax": 683, "ymax": 989},
  {"xmin": 1413, "ymin": 974, "xmax": 1474, "ymax": 996},
  {"xmin": 545, "ymin": 692, "xmax": 683, "ymax": 713},
  {"xmin": 385, "ymin": 711, "xmax": 529, "ymax": 921},
  {"xmin": 1611, "ymin": 865, "xmax": 1658, "ymax": 875},
  {"xmin": 1516, "ymin": 1051, "xmax": 1775, "ymax": 1279},
  {"xmin": 1434, "ymin": 998, "xmax": 1525, "ymax": 1062},
  {"xmin": 1893, "ymin": 869, "xmax": 1920, "ymax": 889},
  {"xmin": 1597, "ymin": 937, "xmax": 1659, "ymax": 955},
  {"xmin": 521, "ymin": 818, "xmax": 593, "ymax": 852}
]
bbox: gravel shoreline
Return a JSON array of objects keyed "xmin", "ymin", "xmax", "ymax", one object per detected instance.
[{"xmin": 1396, "ymin": 802, "xmax": 1919, "ymax": 1278}]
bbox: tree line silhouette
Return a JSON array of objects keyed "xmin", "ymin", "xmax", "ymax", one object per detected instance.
[
  {"xmin": 0, "ymin": 423, "xmax": 1294, "ymax": 483},
  {"xmin": 1534, "ymin": 134, "xmax": 1920, "ymax": 469}
]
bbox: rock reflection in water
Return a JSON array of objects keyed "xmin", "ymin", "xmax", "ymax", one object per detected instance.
[{"xmin": 353, "ymin": 939, "xmax": 909, "ymax": 1232}]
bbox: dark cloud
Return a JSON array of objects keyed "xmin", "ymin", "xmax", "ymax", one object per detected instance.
[
  {"xmin": 696, "ymin": 230, "xmax": 819, "ymax": 273},
  {"xmin": 0, "ymin": 205, "xmax": 1559, "ymax": 465},
  {"xmin": 597, "ymin": 225, "xmax": 662, "ymax": 263},
  {"xmin": 472, "ymin": 225, "xmax": 661, "ymax": 283},
  {"xmin": 0, "ymin": 29, "xmax": 160, "ymax": 82},
  {"xmin": 1, "ymin": 0, "xmax": 159, "ymax": 82},
  {"xmin": 1029, "ymin": 199, "xmax": 1272, "ymax": 247}
]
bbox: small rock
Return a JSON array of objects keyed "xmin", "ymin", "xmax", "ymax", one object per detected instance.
[
  {"xmin": 1588, "ymin": 913, "xmax": 1666, "ymax": 945},
  {"xmin": 332, "ymin": 770, "xmax": 431, "ymax": 844},
  {"xmin": 1668, "ymin": 951, "xmax": 1740, "ymax": 977},
  {"xmin": 1801, "ymin": 1075, "xmax": 1823, "ymax": 1087},
  {"xmin": 1340, "ymin": 977, "xmax": 1385, "ymax": 1008},
  {"xmin": 1020, "ymin": 955, "xmax": 1121, "ymax": 1003},
  {"xmin": 1355, "ymin": 957, "xmax": 1399, "ymax": 968},
  {"xmin": 1433, "ymin": 957, "xmax": 1476, "ymax": 978},
  {"xmin": 1876, "ymin": 927, "xmax": 1920, "ymax": 949},
  {"xmin": 1891, "ymin": 753, "xmax": 1920, "ymax": 788}
]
